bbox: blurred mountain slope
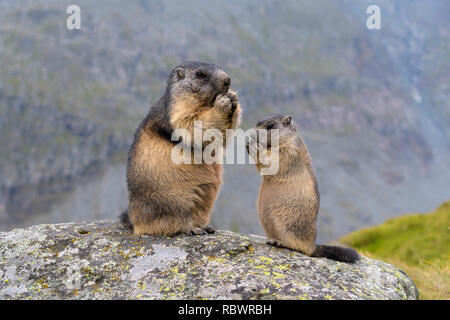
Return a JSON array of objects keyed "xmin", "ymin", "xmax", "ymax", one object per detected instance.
[{"xmin": 0, "ymin": 0, "xmax": 449, "ymax": 240}]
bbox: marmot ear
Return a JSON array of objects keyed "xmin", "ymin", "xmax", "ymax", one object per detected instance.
[
  {"xmin": 176, "ymin": 67, "xmax": 185, "ymax": 80},
  {"xmin": 282, "ymin": 116, "xmax": 292, "ymax": 126}
]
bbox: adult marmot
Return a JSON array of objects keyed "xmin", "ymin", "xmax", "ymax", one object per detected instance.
[
  {"xmin": 247, "ymin": 114, "xmax": 359, "ymax": 263},
  {"xmin": 121, "ymin": 61, "xmax": 241, "ymax": 235}
]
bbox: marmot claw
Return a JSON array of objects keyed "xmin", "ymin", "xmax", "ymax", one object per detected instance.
[
  {"xmin": 203, "ymin": 225, "xmax": 216, "ymax": 234},
  {"xmin": 183, "ymin": 227, "xmax": 208, "ymax": 236},
  {"xmin": 267, "ymin": 239, "xmax": 284, "ymax": 248}
]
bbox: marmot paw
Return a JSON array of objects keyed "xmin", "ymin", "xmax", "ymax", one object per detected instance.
[
  {"xmin": 267, "ymin": 239, "xmax": 284, "ymax": 248},
  {"xmin": 214, "ymin": 91, "xmax": 238, "ymax": 114},
  {"xmin": 182, "ymin": 227, "xmax": 208, "ymax": 236},
  {"xmin": 202, "ymin": 225, "xmax": 216, "ymax": 234},
  {"xmin": 226, "ymin": 91, "xmax": 239, "ymax": 112}
]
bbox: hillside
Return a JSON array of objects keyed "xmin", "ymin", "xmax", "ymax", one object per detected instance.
[
  {"xmin": 0, "ymin": 0, "xmax": 449, "ymax": 240},
  {"xmin": 340, "ymin": 201, "xmax": 450, "ymax": 299}
]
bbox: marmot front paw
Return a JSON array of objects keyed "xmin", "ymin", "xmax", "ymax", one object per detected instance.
[{"xmin": 214, "ymin": 91, "xmax": 238, "ymax": 114}]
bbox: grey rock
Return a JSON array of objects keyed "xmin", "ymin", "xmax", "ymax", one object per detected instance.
[{"xmin": 0, "ymin": 220, "xmax": 418, "ymax": 300}]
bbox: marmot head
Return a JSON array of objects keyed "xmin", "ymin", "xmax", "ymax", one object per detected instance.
[
  {"xmin": 246, "ymin": 114, "xmax": 297, "ymax": 174},
  {"xmin": 168, "ymin": 61, "xmax": 231, "ymax": 106},
  {"xmin": 252, "ymin": 114, "xmax": 297, "ymax": 148}
]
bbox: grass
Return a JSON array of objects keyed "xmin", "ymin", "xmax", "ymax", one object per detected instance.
[{"xmin": 340, "ymin": 201, "xmax": 450, "ymax": 300}]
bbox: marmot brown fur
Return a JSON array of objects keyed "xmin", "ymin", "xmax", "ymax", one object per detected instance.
[
  {"xmin": 121, "ymin": 61, "xmax": 241, "ymax": 235},
  {"xmin": 247, "ymin": 114, "xmax": 359, "ymax": 263}
]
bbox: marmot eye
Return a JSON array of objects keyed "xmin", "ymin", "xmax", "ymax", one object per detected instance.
[
  {"xmin": 195, "ymin": 70, "xmax": 207, "ymax": 79},
  {"xmin": 266, "ymin": 123, "xmax": 276, "ymax": 130}
]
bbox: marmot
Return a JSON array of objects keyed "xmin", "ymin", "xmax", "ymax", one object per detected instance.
[
  {"xmin": 247, "ymin": 114, "xmax": 359, "ymax": 263},
  {"xmin": 121, "ymin": 61, "xmax": 241, "ymax": 235}
]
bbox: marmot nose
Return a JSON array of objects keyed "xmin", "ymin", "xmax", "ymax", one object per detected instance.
[
  {"xmin": 223, "ymin": 76, "xmax": 231, "ymax": 87},
  {"xmin": 216, "ymin": 70, "xmax": 231, "ymax": 89}
]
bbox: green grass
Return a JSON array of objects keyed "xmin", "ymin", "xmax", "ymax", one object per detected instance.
[{"xmin": 340, "ymin": 201, "xmax": 450, "ymax": 300}]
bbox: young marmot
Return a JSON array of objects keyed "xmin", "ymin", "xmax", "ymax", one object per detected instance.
[
  {"xmin": 247, "ymin": 114, "xmax": 359, "ymax": 263},
  {"xmin": 121, "ymin": 61, "xmax": 241, "ymax": 236}
]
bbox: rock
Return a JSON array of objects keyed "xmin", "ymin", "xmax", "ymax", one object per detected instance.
[{"xmin": 0, "ymin": 220, "xmax": 418, "ymax": 300}]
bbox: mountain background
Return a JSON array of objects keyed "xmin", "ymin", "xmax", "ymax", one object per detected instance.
[{"xmin": 0, "ymin": 0, "xmax": 449, "ymax": 242}]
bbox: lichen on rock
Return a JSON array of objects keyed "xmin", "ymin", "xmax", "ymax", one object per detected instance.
[{"xmin": 0, "ymin": 220, "xmax": 418, "ymax": 300}]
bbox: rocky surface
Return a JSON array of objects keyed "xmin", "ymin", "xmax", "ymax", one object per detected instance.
[{"xmin": 0, "ymin": 220, "xmax": 418, "ymax": 300}]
